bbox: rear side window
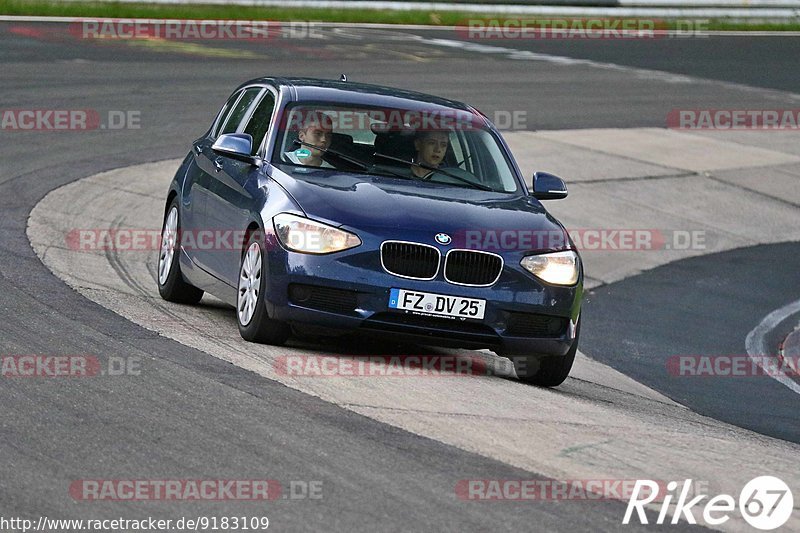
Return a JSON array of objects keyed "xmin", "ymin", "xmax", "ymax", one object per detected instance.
[
  {"xmin": 219, "ymin": 87, "xmax": 261, "ymax": 136},
  {"xmin": 243, "ymin": 91, "xmax": 276, "ymax": 155}
]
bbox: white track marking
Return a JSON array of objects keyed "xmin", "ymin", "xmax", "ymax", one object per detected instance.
[{"xmin": 745, "ymin": 298, "xmax": 800, "ymax": 395}]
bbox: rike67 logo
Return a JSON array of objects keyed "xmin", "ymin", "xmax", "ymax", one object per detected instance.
[{"xmin": 624, "ymin": 476, "xmax": 793, "ymax": 530}]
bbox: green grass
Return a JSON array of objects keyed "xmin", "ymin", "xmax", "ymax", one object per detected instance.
[
  {"xmin": 2, "ymin": 0, "xmax": 799, "ymax": 31},
  {"xmin": 1, "ymin": 0, "xmax": 473, "ymax": 24}
]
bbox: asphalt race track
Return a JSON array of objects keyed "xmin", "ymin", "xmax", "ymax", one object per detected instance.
[
  {"xmin": 583, "ymin": 242, "xmax": 800, "ymax": 444},
  {"xmin": 2, "ymin": 20, "xmax": 800, "ymax": 531}
]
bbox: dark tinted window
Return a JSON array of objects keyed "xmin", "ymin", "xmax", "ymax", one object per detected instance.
[
  {"xmin": 243, "ymin": 91, "xmax": 276, "ymax": 155},
  {"xmin": 220, "ymin": 87, "xmax": 261, "ymax": 135},
  {"xmin": 212, "ymin": 90, "xmax": 242, "ymax": 138}
]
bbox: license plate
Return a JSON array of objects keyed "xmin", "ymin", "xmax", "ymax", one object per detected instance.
[{"xmin": 388, "ymin": 288, "xmax": 486, "ymax": 320}]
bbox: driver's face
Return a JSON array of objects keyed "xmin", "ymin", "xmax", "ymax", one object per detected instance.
[
  {"xmin": 415, "ymin": 132, "xmax": 449, "ymax": 167},
  {"xmin": 299, "ymin": 125, "xmax": 332, "ymax": 157}
]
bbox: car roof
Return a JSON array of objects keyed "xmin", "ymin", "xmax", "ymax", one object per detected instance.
[{"xmin": 239, "ymin": 76, "xmax": 480, "ymax": 115}]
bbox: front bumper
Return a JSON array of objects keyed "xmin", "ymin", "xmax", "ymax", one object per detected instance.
[{"xmin": 262, "ymin": 235, "xmax": 582, "ymax": 356}]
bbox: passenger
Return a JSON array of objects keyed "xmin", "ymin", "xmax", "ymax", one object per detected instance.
[
  {"xmin": 285, "ymin": 110, "xmax": 334, "ymax": 168},
  {"xmin": 411, "ymin": 130, "xmax": 450, "ymax": 178}
]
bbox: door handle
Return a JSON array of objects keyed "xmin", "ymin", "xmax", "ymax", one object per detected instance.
[{"xmin": 213, "ymin": 158, "xmax": 223, "ymax": 172}]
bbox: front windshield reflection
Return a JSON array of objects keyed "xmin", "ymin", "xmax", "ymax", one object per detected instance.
[{"xmin": 271, "ymin": 103, "xmax": 521, "ymax": 194}]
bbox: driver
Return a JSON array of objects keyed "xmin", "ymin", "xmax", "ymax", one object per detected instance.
[
  {"xmin": 285, "ymin": 110, "xmax": 334, "ymax": 168},
  {"xmin": 411, "ymin": 129, "xmax": 450, "ymax": 178}
]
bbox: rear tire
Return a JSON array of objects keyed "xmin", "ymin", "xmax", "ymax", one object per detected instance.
[
  {"xmin": 512, "ymin": 319, "xmax": 580, "ymax": 387},
  {"xmin": 236, "ymin": 231, "xmax": 290, "ymax": 345},
  {"xmin": 157, "ymin": 200, "xmax": 204, "ymax": 304}
]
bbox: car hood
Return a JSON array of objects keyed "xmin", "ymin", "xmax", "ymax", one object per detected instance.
[{"xmin": 269, "ymin": 168, "xmax": 569, "ymax": 250}]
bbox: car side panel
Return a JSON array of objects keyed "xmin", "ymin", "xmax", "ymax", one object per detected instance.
[{"xmin": 203, "ymin": 158, "xmax": 260, "ymax": 286}]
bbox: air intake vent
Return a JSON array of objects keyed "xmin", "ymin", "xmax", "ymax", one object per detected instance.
[
  {"xmin": 506, "ymin": 313, "xmax": 567, "ymax": 337},
  {"xmin": 288, "ymin": 284, "xmax": 358, "ymax": 314}
]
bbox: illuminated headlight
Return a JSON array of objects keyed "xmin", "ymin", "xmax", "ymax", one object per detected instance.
[
  {"xmin": 521, "ymin": 251, "xmax": 580, "ymax": 286},
  {"xmin": 273, "ymin": 213, "xmax": 361, "ymax": 254}
]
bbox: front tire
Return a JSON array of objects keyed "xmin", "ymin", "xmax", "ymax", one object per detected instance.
[
  {"xmin": 237, "ymin": 231, "xmax": 290, "ymax": 345},
  {"xmin": 157, "ymin": 200, "xmax": 204, "ymax": 304},
  {"xmin": 512, "ymin": 319, "xmax": 580, "ymax": 387}
]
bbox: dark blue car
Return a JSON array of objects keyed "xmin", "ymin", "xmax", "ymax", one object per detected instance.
[{"xmin": 157, "ymin": 77, "xmax": 583, "ymax": 386}]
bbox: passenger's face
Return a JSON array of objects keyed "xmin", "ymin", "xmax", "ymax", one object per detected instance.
[
  {"xmin": 298, "ymin": 124, "xmax": 332, "ymax": 159},
  {"xmin": 415, "ymin": 132, "xmax": 449, "ymax": 167}
]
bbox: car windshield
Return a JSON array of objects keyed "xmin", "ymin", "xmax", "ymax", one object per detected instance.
[{"xmin": 271, "ymin": 103, "xmax": 521, "ymax": 193}]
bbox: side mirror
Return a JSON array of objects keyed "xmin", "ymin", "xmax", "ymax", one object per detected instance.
[
  {"xmin": 212, "ymin": 133, "xmax": 259, "ymax": 165},
  {"xmin": 531, "ymin": 171, "xmax": 568, "ymax": 200}
]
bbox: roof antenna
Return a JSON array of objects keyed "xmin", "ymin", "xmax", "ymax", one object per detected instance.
[{"xmin": 340, "ymin": 74, "xmax": 347, "ymax": 82}]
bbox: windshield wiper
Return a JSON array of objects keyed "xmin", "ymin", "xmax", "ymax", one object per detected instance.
[
  {"xmin": 373, "ymin": 152, "xmax": 493, "ymax": 191},
  {"xmin": 292, "ymin": 140, "xmax": 411, "ymax": 180},
  {"xmin": 293, "ymin": 140, "xmax": 370, "ymax": 171}
]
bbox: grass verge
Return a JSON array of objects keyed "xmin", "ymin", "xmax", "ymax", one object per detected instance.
[{"xmin": 2, "ymin": 1, "xmax": 800, "ymax": 31}]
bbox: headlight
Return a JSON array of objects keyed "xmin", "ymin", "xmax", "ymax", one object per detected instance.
[
  {"xmin": 273, "ymin": 213, "xmax": 361, "ymax": 254},
  {"xmin": 520, "ymin": 250, "xmax": 580, "ymax": 286}
]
